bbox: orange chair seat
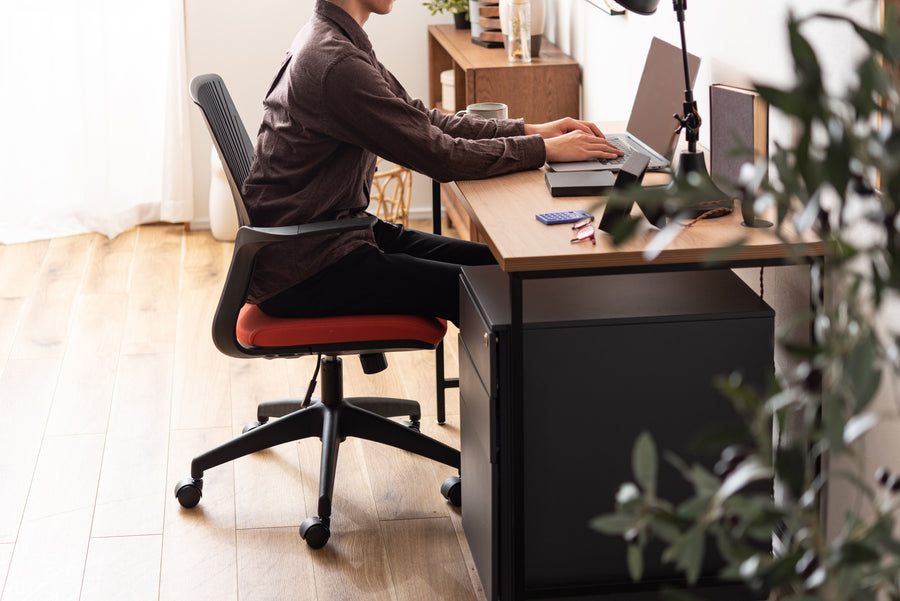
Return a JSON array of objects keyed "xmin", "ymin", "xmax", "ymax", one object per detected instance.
[{"xmin": 236, "ymin": 304, "xmax": 447, "ymax": 349}]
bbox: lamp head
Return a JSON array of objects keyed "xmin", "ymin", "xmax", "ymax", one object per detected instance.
[{"xmin": 615, "ymin": 0, "xmax": 660, "ymax": 15}]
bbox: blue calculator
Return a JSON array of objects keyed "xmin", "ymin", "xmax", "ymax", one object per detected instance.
[{"xmin": 535, "ymin": 210, "xmax": 594, "ymax": 225}]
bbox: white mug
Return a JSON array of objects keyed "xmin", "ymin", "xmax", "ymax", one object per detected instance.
[{"xmin": 456, "ymin": 102, "xmax": 509, "ymax": 120}]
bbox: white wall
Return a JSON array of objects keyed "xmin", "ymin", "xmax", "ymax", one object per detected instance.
[{"xmin": 547, "ymin": 0, "xmax": 879, "ymax": 149}]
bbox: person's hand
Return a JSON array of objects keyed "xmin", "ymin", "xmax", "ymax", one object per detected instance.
[
  {"xmin": 542, "ymin": 129, "xmax": 624, "ymax": 163},
  {"xmin": 524, "ymin": 117, "xmax": 605, "ymax": 140}
]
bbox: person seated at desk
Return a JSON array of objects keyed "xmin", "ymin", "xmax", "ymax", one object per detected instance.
[{"xmin": 242, "ymin": 0, "xmax": 623, "ymax": 325}]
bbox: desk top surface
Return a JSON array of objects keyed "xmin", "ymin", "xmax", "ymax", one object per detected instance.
[{"xmin": 451, "ymin": 135, "xmax": 825, "ymax": 273}]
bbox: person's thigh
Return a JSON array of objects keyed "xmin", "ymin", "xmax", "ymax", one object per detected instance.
[
  {"xmin": 260, "ymin": 245, "xmax": 467, "ymax": 324},
  {"xmin": 373, "ymin": 219, "xmax": 496, "ymax": 266},
  {"xmin": 261, "ymin": 222, "xmax": 497, "ymax": 324}
]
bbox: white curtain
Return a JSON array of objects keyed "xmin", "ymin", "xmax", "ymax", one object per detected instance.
[{"xmin": 0, "ymin": 0, "xmax": 193, "ymax": 244}]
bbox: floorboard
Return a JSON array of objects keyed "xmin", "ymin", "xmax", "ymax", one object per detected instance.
[
  {"xmin": 0, "ymin": 223, "xmax": 484, "ymax": 601},
  {"xmin": 80, "ymin": 535, "xmax": 162, "ymax": 601},
  {"xmin": 2, "ymin": 433, "xmax": 105, "ymax": 601},
  {"xmin": 0, "ymin": 358, "xmax": 61, "ymax": 544}
]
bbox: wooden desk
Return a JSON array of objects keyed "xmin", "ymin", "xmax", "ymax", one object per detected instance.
[
  {"xmin": 448, "ymin": 168, "xmax": 824, "ymax": 273},
  {"xmin": 447, "ymin": 167, "xmax": 824, "ymax": 600}
]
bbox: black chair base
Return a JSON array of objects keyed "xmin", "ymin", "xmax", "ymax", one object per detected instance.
[{"xmin": 174, "ymin": 355, "xmax": 461, "ymax": 548}]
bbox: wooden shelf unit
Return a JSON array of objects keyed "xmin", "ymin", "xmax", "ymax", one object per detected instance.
[
  {"xmin": 427, "ymin": 24, "xmax": 581, "ymax": 240},
  {"xmin": 427, "ymin": 24, "xmax": 580, "ymax": 122}
]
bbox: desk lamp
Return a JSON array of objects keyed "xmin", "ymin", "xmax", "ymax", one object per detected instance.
[{"xmin": 616, "ymin": 0, "xmax": 732, "ymax": 218}]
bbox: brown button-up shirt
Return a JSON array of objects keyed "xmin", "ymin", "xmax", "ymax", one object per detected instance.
[{"xmin": 241, "ymin": 0, "xmax": 547, "ymax": 304}]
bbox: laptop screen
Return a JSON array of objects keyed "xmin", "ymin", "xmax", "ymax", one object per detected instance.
[{"xmin": 627, "ymin": 37, "xmax": 701, "ymax": 160}]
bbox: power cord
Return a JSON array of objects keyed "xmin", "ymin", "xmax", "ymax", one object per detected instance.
[{"xmin": 301, "ymin": 354, "xmax": 322, "ymax": 408}]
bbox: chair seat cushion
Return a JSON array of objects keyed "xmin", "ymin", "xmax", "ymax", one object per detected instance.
[{"xmin": 236, "ymin": 304, "xmax": 447, "ymax": 349}]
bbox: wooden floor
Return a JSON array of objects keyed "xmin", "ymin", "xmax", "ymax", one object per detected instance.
[{"xmin": 0, "ymin": 221, "xmax": 487, "ymax": 601}]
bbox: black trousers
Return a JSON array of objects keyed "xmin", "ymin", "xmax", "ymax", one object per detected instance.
[{"xmin": 259, "ymin": 220, "xmax": 496, "ymax": 326}]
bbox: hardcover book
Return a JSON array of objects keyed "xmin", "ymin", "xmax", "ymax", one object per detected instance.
[{"xmin": 709, "ymin": 84, "xmax": 768, "ymax": 189}]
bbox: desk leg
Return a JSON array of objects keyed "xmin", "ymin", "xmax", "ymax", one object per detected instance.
[
  {"xmin": 433, "ymin": 179, "xmax": 447, "ymax": 423},
  {"xmin": 432, "ymin": 179, "xmax": 442, "ymax": 236},
  {"xmin": 431, "ymin": 179, "xmax": 462, "ymax": 424}
]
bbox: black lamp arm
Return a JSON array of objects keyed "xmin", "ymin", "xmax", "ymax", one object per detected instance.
[{"xmin": 671, "ymin": 0, "xmax": 699, "ymax": 153}]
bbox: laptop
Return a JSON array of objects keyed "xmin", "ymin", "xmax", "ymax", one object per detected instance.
[{"xmin": 547, "ymin": 37, "xmax": 700, "ymax": 173}]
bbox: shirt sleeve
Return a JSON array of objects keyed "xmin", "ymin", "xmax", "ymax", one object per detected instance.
[
  {"xmin": 426, "ymin": 106, "xmax": 528, "ymax": 140},
  {"xmin": 314, "ymin": 54, "xmax": 546, "ymax": 182},
  {"xmin": 384, "ymin": 68, "xmax": 528, "ymax": 140}
]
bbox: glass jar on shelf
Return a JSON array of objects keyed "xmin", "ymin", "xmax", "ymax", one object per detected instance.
[{"xmin": 506, "ymin": 0, "xmax": 531, "ymax": 63}]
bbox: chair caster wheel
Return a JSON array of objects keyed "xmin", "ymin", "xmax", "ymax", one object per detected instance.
[
  {"xmin": 300, "ymin": 516, "xmax": 331, "ymax": 549},
  {"xmin": 242, "ymin": 421, "xmax": 263, "ymax": 434},
  {"xmin": 174, "ymin": 478, "xmax": 203, "ymax": 508},
  {"xmin": 441, "ymin": 476, "xmax": 461, "ymax": 507}
]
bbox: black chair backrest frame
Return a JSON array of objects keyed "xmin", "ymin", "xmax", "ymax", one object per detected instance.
[
  {"xmin": 190, "ymin": 73, "xmax": 254, "ymax": 227},
  {"xmin": 188, "ymin": 75, "xmax": 415, "ymax": 362}
]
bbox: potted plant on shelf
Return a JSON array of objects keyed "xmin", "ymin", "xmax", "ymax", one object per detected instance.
[
  {"xmin": 591, "ymin": 3, "xmax": 900, "ymax": 600},
  {"xmin": 423, "ymin": 0, "xmax": 470, "ymax": 29}
]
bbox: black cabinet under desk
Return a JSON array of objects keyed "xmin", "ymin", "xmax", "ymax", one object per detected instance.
[{"xmin": 458, "ymin": 265, "xmax": 774, "ymax": 601}]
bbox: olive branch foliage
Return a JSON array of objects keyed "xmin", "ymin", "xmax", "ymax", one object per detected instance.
[
  {"xmin": 422, "ymin": 0, "xmax": 469, "ymax": 17},
  {"xmin": 590, "ymin": 5, "xmax": 900, "ymax": 600}
]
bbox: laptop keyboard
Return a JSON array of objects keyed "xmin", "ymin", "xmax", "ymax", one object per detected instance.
[{"xmin": 598, "ymin": 138, "xmax": 635, "ymax": 166}]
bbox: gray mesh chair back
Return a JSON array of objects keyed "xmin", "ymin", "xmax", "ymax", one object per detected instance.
[{"xmin": 189, "ymin": 74, "xmax": 254, "ymax": 226}]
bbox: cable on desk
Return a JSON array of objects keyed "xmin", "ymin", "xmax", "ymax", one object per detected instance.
[{"xmin": 680, "ymin": 204, "xmax": 733, "ymax": 228}]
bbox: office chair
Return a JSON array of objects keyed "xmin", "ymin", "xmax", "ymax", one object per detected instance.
[{"xmin": 175, "ymin": 73, "xmax": 461, "ymax": 548}]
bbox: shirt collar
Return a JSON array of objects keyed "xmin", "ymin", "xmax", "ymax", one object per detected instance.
[{"xmin": 316, "ymin": 0, "xmax": 373, "ymax": 54}]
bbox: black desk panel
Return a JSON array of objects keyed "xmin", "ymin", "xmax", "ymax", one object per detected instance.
[{"xmin": 459, "ymin": 266, "xmax": 773, "ymax": 600}]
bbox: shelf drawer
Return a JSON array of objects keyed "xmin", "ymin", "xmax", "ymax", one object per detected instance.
[
  {"xmin": 459, "ymin": 274, "xmax": 495, "ymax": 389},
  {"xmin": 459, "ymin": 339, "xmax": 496, "ymax": 600}
]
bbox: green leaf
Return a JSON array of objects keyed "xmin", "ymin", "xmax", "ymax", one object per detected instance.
[
  {"xmin": 714, "ymin": 528, "xmax": 757, "ymax": 565},
  {"xmin": 676, "ymin": 494, "xmax": 713, "ymax": 522},
  {"xmin": 610, "ymin": 216, "xmax": 642, "ymax": 246},
  {"xmin": 775, "ymin": 446, "xmax": 807, "ymax": 499},
  {"xmin": 755, "ymin": 84, "xmax": 811, "ymax": 120},
  {"xmin": 788, "ymin": 17, "xmax": 823, "ymax": 93},
  {"xmin": 589, "ymin": 513, "xmax": 636, "ymax": 535},
  {"xmin": 676, "ymin": 526, "xmax": 706, "ymax": 586},
  {"xmin": 689, "ymin": 463, "xmax": 724, "ymax": 497},
  {"xmin": 633, "ymin": 432, "xmax": 658, "ymax": 498},
  {"xmin": 863, "ymin": 516, "xmax": 900, "ymax": 556},
  {"xmin": 832, "ymin": 540, "xmax": 882, "ymax": 566},
  {"xmin": 844, "ymin": 331, "xmax": 882, "ymax": 413},
  {"xmin": 627, "ymin": 544, "xmax": 644, "ymax": 581},
  {"xmin": 648, "ymin": 512, "xmax": 685, "ymax": 545},
  {"xmin": 843, "ymin": 412, "xmax": 880, "ymax": 446},
  {"xmin": 761, "ymin": 549, "xmax": 805, "ymax": 590},
  {"xmin": 823, "ymin": 391, "xmax": 847, "ymax": 452},
  {"xmin": 715, "ymin": 458, "xmax": 773, "ymax": 503},
  {"xmin": 615, "ymin": 482, "xmax": 642, "ymax": 508}
]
